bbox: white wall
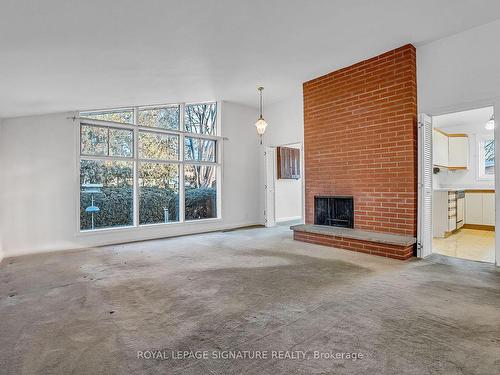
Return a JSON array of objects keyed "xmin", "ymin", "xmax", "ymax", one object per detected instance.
[
  {"xmin": 417, "ymin": 19, "xmax": 500, "ymax": 265},
  {"xmin": 0, "ymin": 118, "xmax": 3, "ymax": 263},
  {"xmin": 418, "ymin": 19, "xmax": 500, "ymax": 115},
  {"xmin": 0, "ymin": 101, "xmax": 261, "ymax": 257},
  {"xmin": 262, "ymin": 90, "xmax": 304, "ymax": 147},
  {"xmin": 436, "ymin": 123, "xmax": 494, "ymax": 189},
  {"xmin": 274, "ymin": 143, "xmax": 302, "ymax": 222},
  {"xmin": 261, "ymin": 88, "xmax": 304, "ymax": 223}
]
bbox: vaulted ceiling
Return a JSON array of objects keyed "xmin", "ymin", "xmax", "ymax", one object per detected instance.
[{"xmin": 2, "ymin": 0, "xmax": 500, "ymax": 117}]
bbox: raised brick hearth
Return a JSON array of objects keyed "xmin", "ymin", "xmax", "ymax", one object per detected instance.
[
  {"xmin": 292, "ymin": 225, "xmax": 415, "ymax": 260},
  {"xmin": 293, "ymin": 44, "xmax": 418, "ymax": 259}
]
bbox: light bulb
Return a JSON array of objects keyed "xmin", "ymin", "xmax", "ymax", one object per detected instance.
[
  {"xmin": 255, "ymin": 117, "xmax": 268, "ymax": 135},
  {"xmin": 485, "ymin": 118, "xmax": 495, "ymax": 130}
]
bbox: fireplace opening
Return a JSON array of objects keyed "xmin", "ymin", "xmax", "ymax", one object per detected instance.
[{"xmin": 314, "ymin": 196, "xmax": 354, "ymax": 228}]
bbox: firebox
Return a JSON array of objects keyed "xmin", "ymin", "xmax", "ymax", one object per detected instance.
[{"xmin": 314, "ymin": 196, "xmax": 354, "ymax": 228}]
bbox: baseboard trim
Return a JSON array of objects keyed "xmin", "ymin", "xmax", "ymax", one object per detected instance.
[
  {"xmin": 276, "ymin": 216, "xmax": 302, "ymax": 223},
  {"xmin": 3, "ymin": 221, "xmax": 263, "ymax": 259},
  {"xmin": 462, "ymin": 224, "xmax": 495, "ymax": 231}
]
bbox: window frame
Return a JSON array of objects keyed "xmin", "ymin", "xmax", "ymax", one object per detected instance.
[
  {"xmin": 80, "ymin": 123, "xmax": 135, "ymax": 158},
  {"xmin": 477, "ymin": 134, "xmax": 495, "ymax": 181},
  {"xmin": 76, "ymin": 101, "xmax": 222, "ymax": 233}
]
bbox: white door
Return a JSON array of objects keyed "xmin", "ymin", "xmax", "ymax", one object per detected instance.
[
  {"xmin": 264, "ymin": 147, "xmax": 276, "ymax": 227},
  {"xmin": 418, "ymin": 114, "xmax": 433, "ymax": 258}
]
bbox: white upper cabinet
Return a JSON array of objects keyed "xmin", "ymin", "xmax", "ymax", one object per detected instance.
[
  {"xmin": 432, "ymin": 128, "xmax": 468, "ymax": 169},
  {"xmin": 448, "ymin": 135, "xmax": 468, "ymax": 169},
  {"xmin": 433, "ymin": 129, "xmax": 449, "ymax": 167}
]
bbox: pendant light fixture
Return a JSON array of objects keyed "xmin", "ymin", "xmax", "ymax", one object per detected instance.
[
  {"xmin": 485, "ymin": 114, "xmax": 495, "ymax": 130},
  {"xmin": 255, "ymin": 86, "xmax": 268, "ymax": 144}
]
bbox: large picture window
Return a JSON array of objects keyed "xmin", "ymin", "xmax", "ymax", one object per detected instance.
[{"xmin": 79, "ymin": 103, "xmax": 220, "ymax": 231}]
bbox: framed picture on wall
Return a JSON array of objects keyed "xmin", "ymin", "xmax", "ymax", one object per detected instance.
[{"xmin": 277, "ymin": 146, "xmax": 300, "ymax": 179}]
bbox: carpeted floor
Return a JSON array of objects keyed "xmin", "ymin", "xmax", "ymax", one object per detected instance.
[{"xmin": 1, "ymin": 225, "xmax": 499, "ymax": 374}]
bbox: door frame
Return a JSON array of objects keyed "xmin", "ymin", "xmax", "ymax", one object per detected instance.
[
  {"xmin": 417, "ymin": 113, "xmax": 433, "ymax": 258},
  {"xmin": 418, "ymin": 101, "xmax": 498, "ymax": 266},
  {"xmin": 264, "ymin": 141, "xmax": 305, "ymax": 227},
  {"xmin": 264, "ymin": 146, "xmax": 276, "ymax": 227}
]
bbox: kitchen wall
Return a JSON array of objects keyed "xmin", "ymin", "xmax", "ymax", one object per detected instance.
[
  {"xmin": 0, "ymin": 101, "xmax": 262, "ymax": 257},
  {"xmin": 435, "ymin": 123, "xmax": 494, "ymax": 189}
]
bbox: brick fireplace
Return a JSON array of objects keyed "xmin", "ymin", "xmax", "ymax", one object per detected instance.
[{"xmin": 293, "ymin": 44, "xmax": 417, "ymax": 260}]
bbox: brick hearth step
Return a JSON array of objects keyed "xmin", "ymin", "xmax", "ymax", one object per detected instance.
[{"xmin": 290, "ymin": 224, "xmax": 416, "ymax": 260}]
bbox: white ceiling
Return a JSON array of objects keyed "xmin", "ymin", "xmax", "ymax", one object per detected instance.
[
  {"xmin": 433, "ymin": 106, "xmax": 494, "ymax": 129},
  {"xmin": 2, "ymin": 0, "xmax": 500, "ymax": 118}
]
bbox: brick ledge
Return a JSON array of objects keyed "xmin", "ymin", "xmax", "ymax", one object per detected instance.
[
  {"xmin": 291, "ymin": 225, "xmax": 415, "ymax": 260},
  {"xmin": 290, "ymin": 224, "xmax": 416, "ymax": 246}
]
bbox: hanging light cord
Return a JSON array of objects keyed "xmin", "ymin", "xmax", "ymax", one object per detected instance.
[
  {"xmin": 258, "ymin": 87, "xmax": 264, "ymax": 119},
  {"xmin": 258, "ymin": 86, "xmax": 264, "ymax": 144}
]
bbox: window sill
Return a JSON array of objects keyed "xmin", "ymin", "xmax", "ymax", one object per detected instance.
[{"xmin": 76, "ymin": 217, "xmax": 222, "ymax": 237}]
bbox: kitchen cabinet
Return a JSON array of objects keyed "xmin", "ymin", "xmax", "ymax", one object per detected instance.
[
  {"xmin": 465, "ymin": 193, "xmax": 483, "ymax": 224},
  {"xmin": 433, "ymin": 190, "xmax": 457, "ymax": 237},
  {"xmin": 448, "ymin": 136, "xmax": 468, "ymax": 169},
  {"xmin": 432, "ymin": 129, "xmax": 468, "ymax": 169},
  {"xmin": 433, "ymin": 129, "xmax": 449, "ymax": 167},
  {"xmin": 456, "ymin": 192, "xmax": 464, "ymax": 228},
  {"xmin": 482, "ymin": 193, "xmax": 495, "ymax": 226},
  {"xmin": 465, "ymin": 191, "xmax": 495, "ymax": 227}
]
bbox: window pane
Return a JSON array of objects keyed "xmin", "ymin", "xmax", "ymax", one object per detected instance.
[
  {"xmin": 139, "ymin": 131, "xmax": 179, "ymax": 160},
  {"xmin": 184, "ymin": 137, "xmax": 216, "ymax": 162},
  {"xmin": 184, "ymin": 165, "xmax": 217, "ymax": 220},
  {"xmin": 80, "ymin": 109, "xmax": 133, "ymax": 124},
  {"xmin": 81, "ymin": 125, "xmax": 108, "ymax": 156},
  {"xmin": 139, "ymin": 163, "xmax": 179, "ymax": 225},
  {"xmin": 138, "ymin": 106, "xmax": 180, "ymax": 130},
  {"xmin": 109, "ymin": 128, "xmax": 133, "ymax": 157},
  {"xmin": 184, "ymin": 103, "xmax": 217, "ymax": 135},
  {"xmin": 484, "ymin": 139, "xmax": 495, "ymax": 175},
  {"xmin": 80, "ymin": 160, "xmax": 133, "ymax": 230}
]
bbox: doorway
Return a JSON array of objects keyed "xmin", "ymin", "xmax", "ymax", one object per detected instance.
[
  {"xmin": 419, "ymin": 106, "xmax": 496, "ymax": 263},
  {"xmin": 264, "ymin": 142, "xmax": 304, "ymax": 227}
]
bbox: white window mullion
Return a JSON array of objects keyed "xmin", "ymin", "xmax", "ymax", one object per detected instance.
[
  {"xmin": 179, "ymin": 103, "xmax": 186, "ymax": 223},
  {"xmin": 216, "ymin": 101, "xmax": 222, "ymax": 219},
  {"xmin": 77, "ymin": 101, "xmax": 222, "ymax": 232},
  {"xmin": 133, "ymin": 107, "xmax": 140, "ymax": 227},
  {"xmin": 80, "ymin": 155, "xmax": 134, "ymax": 162},
  {"xmin": 79, "ymin": 118, "xmax": 225, "ymax": 141}
]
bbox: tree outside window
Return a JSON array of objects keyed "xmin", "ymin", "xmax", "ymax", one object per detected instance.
[
  {"xmin": 478, "ymin": 136, "xmax": 495, "ymax": 180},
  {"xmin": 79, "ymin": 103, "xmax": 219, "ymax": 231}
]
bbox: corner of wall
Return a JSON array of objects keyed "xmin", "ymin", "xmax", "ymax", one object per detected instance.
[{"xmin": 0, "ymin": 118, "xmax": 3, "ymax": 264}]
